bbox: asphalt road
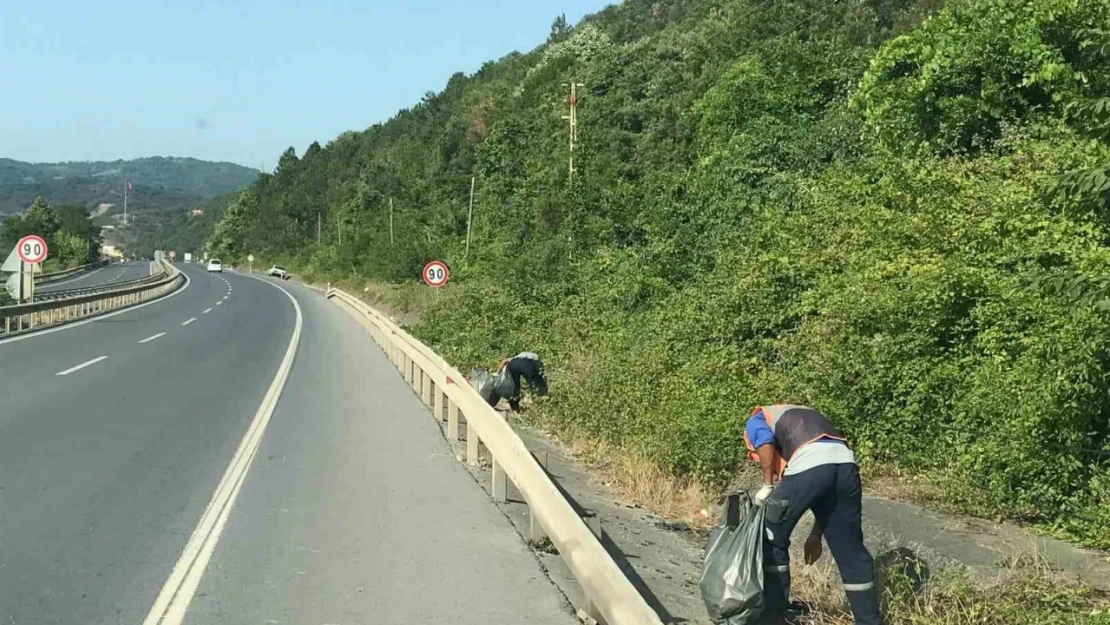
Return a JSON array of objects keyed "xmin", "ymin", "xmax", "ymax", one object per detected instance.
[
  {"xmin": 0, "ymin": 264, "xmax": 573, "ymax": 624},
  {"xmin": 35, "ymin": 261, "xmax": 152, "ymax": 294}
]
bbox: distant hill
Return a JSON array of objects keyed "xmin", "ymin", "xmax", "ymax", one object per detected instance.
[{"xmin": 0, "ymin": 156, "xmax": 258, "ymax": 215}]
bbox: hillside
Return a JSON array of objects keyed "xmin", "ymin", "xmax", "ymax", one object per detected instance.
[
  {"xmin": 207, "ymin": 0, "xmax": 1110, "ymax": 550},
  {"xmin": 0, "ymin": 156, "xmax": 256, "ymax": 258},
  {"xmin": 0, "ymin": 156, "xmax": 257, "ymax": 211}
]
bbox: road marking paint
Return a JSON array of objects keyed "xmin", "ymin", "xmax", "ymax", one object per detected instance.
[
  {"xmin": 203, "ymin": 308, "xmax": 212, "ymax": 314},
  {"xmin": 139, "ymin": 332, "xmax": 167, "ymax": 344},
  {"xmin": 143, "ymin": 277, "xmax": 302, "ymax": 625},
  {"xmin": 216, "ymin": 301, "xmax": 223, "ymax": 306},
  {"xmin": 56, "ymin": 356, "xmax": 108, "ymax": 376},
  {"xmin": 181, "ymin": 318, "xmax": 196, "ymax": 326},
  {"xmin": 223, "ymin": 296, "xmax": 228, "ymax": 300},
  {"xmin": 0, "ymin": 271, "xmax": 192, "ymax": 346}
]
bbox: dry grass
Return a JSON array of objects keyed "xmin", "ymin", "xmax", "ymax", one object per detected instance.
[
  {"xmin": 787, "ymin": 545, "xmax": 1110, "ymax": 624},
  {"xmin": 564, "ymin": 439, "xmax": 721, "ymax": 532}
]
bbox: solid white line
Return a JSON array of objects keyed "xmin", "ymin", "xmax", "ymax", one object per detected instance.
[
  {"xmin": 138, "ymin": 332, "xmax": 167, "ymax": 344},
  {"xmin": 143, "ymin": 277, "xmax": 302, "ymax": 625},
  {"xmin": 181, "ymin": 318, "xmax": 196, "ymax": 326},
  {"xmin": 0, "ymin": 271, "xmax": 192, "ymax": 347},
  {"xmin": 56, "ymin": 355, "xmax": 108, "ymax": 376},
  {"xmin": 202, "ymin": 308, "xmax": 212, "ymax": 314}
]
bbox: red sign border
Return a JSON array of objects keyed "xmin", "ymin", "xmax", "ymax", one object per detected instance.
[
  {"xmin": 422, "ymin": 260, "xmax": 450, "ymax": 288},
  {"xmin": 16, "ymin": 235, "xmax": 48, "ymax": 264}
]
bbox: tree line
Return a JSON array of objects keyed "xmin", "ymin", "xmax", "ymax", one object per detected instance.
[{"xmin": 207, "ymin": 0, "xmax": 1110, "ymax": 548}]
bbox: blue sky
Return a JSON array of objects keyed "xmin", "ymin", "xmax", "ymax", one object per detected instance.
[{"xmin": 0, "ymin": 0, "xmax": 611, "ymax": 169}]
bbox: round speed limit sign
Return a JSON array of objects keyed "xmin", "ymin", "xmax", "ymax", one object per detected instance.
[
  {"xmin": 17, "ymin": 235, "xmax": 48, "ymax": 264},
  {"xmin": 422, "ymin": 261, "xmax": 449, "ymax": 288}
]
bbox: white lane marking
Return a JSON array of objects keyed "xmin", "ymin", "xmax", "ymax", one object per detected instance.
[
  {"xmin": 222, "ymin": 296, "xmax": 228, "ymax": 300},
  {"xmin": 203, "ymin": 308, "xmax": 212, "ymax": 314},
  {"xmin": 181, "ymin": 318, "xmax": 196, "ymax": 327},
  {"xmin": 56, "ymin": 356, "xmax": 108, "ymax": 376},
  {"xmin": 143, "ymin": 277, "xmax": 303, "ymax": 625},
  {"xmin": 0, "ymin": 271, "xmax": 192, "ymax": 346},
  {"xmin": 138, "ymin": 332, "xmax": 167, "ymax": 344},
  {"xmin": 216, "ymin": 301, "xmax": 223, "ymax": 306}
]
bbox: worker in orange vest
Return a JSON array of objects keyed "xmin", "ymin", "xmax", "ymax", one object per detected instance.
[{"xmin": 744, "ymin": 405, "xmax": 882, "ymax": 625}]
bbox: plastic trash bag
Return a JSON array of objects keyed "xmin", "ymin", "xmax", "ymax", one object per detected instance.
[
  {"xmin": 471, "ymin": 368, "xmax": 499, "ymax": 406},
  {"xmin": 700, "ymin": 493, "xmax": 765, "ymax": 624},
  {"xmin": 494, "ymin": 364, "xmax": 516, "ymax": 398}
]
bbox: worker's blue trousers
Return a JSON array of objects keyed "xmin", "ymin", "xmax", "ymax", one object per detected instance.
[{"xmin": 763, "ymin": 463, "xmax": 882, "ymax": 625}]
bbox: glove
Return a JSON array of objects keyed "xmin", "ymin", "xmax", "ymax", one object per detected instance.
[
  {"xmin": 754, "ymin": 484, "xmax": 775, "ymax": 507},
  {"xmin": 804, "ymin": 534, "xmax": 823, "ymax": 564}
]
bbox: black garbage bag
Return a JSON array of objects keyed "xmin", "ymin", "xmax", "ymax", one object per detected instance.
[
  {"xmin": 700, "ymin": 493, "xmax": 765, "ymax": 624},
  {"xmin": 471, "ymin": 369, "xmax": 499, "ymax": 406},
  {"xmin": 494, "ymin": 364, "xmax": 516, "ymax": 399}
]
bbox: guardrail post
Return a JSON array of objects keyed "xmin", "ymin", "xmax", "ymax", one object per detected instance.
[
  {"xmin": 402, "ymin": 353, "xmax": 412, "ymax": 385},
  {"xmin": 434, "ymin": 387, "xmax": 445, "ymax": 421},
  {"xmin": 530, "ymin": 451, "xmax": 550, "ymax": 543},
  {"xmin": 467, "ymin": 424, "xmax": 481, "ymax": 466},
  {"xmin": 492, "ymin": 459, "xmax": 507, "ymax": 503},
  {"xmin": 447, "ymin": 400, "xmax": 460, "ymax": 440},
  {"xmin": 421, "ymin": 375, "xmax": 432, "ymax": 406},
  {"xmin": 411, "ymin": 364, "xmax": 420, "ymax": 393}
]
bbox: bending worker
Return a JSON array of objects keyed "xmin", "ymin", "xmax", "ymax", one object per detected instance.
[
  {"xmin": 495, "ymin": 351, "xmax": 548, "ymax": 411},
  {"xmin": 744, "ymin": 404, "xmax": 882, "ymax": 625}
]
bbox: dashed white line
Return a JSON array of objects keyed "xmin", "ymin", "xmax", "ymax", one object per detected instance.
[
  {"xmin": 222, "ymin": 296, "xmax": 228, "ymax": 300},
  {"xmin": 203, "ymin": 308, "xmax": 212, "ymax": 314},
  {"xmin": 216, "ymin": 301, "xmax": 223, "ymax": 306},
  {"xmin": 139, "ymin": 332, "xmax": 167, "ymax": 344},
  {"xmin": 56, "ymin": 356, "xmax": 108, "ymax": 376},
  {"xmin": 181, "ymin": 318, "xmax": 196, "ymax": 326}
]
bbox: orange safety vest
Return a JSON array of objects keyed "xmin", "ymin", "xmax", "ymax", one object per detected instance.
[{"xmin": 743, "ymin": 404, "xmax": 847, "ymax": 478}]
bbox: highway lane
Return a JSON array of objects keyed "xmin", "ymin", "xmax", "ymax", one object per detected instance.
[
  {"xmin": 35, "ymin": 261, "xmax": 153, "ymax": 294},
  {"xmin": 0, "ymin": 266, "xmax": 574, "ymax": 624},
  {"xmin": 0, "ymin": 264, "xmax": 296, "ymax": 624},
  {"xmin": 180, "ymin": 278, "xmax": 574, "ymax": 625}
]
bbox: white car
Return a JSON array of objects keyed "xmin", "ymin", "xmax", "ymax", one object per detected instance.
[
  {"xmin": 207, "ymin": 259, "xmax": 223, "ymax": 273},
  {"xmin": 267, "ymin": 265, "xmax": 289, "ymax": 280}
]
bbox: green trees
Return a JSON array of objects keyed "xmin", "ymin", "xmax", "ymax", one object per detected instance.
[
  {"xmin": 1, "ymin": 197, "xmax": 100, "ymax": 267},
  {"xmin": 208, "ymin": 0, "xmax": 1110, "ymax": 546}
]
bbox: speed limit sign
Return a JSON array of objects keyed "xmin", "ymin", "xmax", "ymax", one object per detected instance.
[
  {"xmin": 17, "ymin": 235, "xmax": 48, "ymax": 264},
  {"xmin": 422, "ymin": 261, "xmax": 449, "ymax": 288}
]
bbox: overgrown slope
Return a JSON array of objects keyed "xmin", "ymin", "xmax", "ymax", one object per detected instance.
[{"xmin": 208, "ymin": 0, "xmax": 1110, "ymax": 547}]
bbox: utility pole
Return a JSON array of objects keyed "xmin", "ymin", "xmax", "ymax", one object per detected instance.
[
  {"xmin": 466, "ymin": 176, "xmax": 476, "ymax": 260},
  {"xmin": 389, "ymin": 197, "xmax": 394, "ymax": 245},
  {"xmin": 338, "ymin": 218, "xmax": 343, "ymax": 246},
  {"xmin": 317, "ymin": 213, "xmax": 322, "ymax": 244},
  {"xmin": 123, "ymin": 180, "xmax": 128, "ymax": 226},
  {"xmin": 562, "ymin": 82, "xmax": 585, "ymax": 176}
]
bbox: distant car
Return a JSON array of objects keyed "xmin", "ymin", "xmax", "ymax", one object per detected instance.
[
  {"xmin": 207, "ymin": 259, "xmax": 223, "ymax": 273},
  {"xmin": 267, "ymin": 265, "xmax": 289, "ymax": 280}
]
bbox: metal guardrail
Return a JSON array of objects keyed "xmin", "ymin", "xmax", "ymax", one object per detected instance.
[
  {"xmin": 325, "ymin": 288, "xmax": 663, "ymax": 625},
  {"xmin": 1, "ymin": 261, "xmax": 183, "ymax": 335},
  {"xmin": 35, "ymin": 266, "xmax": 165, "ymax": 302},
  {"xmin": 35, "ymin": 259, "xmax": 110, "ymax": 285}
]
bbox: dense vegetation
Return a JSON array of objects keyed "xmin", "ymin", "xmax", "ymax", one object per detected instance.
[
  {"xmin": 207, "ymin": 0, "xmax": 1110, "ymax": 547},
  {"xmin": 1, "ymin": 197, "xmax": 101, "ymax": 281},
  {"xmin": 0, "ymin": 156, "xmax": 257, "ymax": 214}
]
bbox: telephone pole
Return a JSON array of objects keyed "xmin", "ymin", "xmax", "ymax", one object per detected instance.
[
  {"xmin": 562, "ymin": 82, "xmax": 585, "ymax": 176},
  {"xmin": 466, "ymin": 176, "xmax": 476, "ymax": 260},
  {"xmin": 389, "ymin": 197, "xmax": 395, "ymax": 245},
  {"xmin": 317, "ymin": 213, "xmax": 322, "ymax": 244}
]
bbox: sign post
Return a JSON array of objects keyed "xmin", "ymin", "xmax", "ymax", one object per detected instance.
[
  {"xmin": 247, "ymin": 254, "xmax": 255, "ymax": 274},
  {"xmin": 422, "ymin": 261, "xmax": 449, "ymax": 289},
  {"xmin": 16, "ymin": 235, "xmax": 48, "ymax": 304}
]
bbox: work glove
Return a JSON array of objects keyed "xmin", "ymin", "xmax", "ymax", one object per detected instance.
[{"xmin": 754, "ymin": 484, "xmax": 775, "ymax": 507}]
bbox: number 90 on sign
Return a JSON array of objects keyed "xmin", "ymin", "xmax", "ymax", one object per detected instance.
[
  {"xmin": 17, "ymin": 235, "xmax": 49, "ymax": 264},
  {"xmin": 422, "ymin": 261, "xmax": 449, "ymax": 288}
]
